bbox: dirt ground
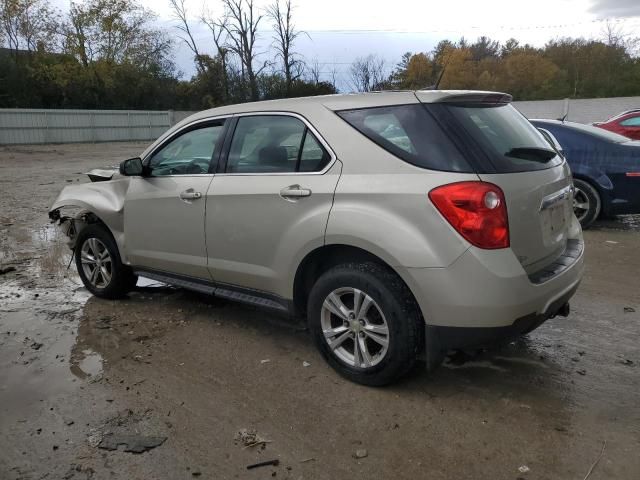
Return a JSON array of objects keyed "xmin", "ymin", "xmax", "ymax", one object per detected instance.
[{"xmin": 1, "ymin": 142, "xmax": 639, "ymax": 480}]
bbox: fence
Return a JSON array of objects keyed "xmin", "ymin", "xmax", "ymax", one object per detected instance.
[
  {"xmin": 513, "ymin": 96, "xmax": 640, "ymax": 124},
  {"xmin": 0, "ymin": 109, "xmax": 194, "ymax": 145},
  {"xmin": 2, "ymin": 96, "xmax": 640, "ymax": 145}
]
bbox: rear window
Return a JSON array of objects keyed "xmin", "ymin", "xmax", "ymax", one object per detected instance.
[
  {"xmin": 337, "ymin": 105, "xmax": 473, "ymax": 172},
  {"xmin": 443, "ymin": 104, "xmax": 563, "ymax": 173}
]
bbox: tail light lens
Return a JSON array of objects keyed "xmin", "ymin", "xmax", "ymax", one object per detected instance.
[{"xmin": 429, "ymin": 182, "xmax": 509, "ymax": 249}]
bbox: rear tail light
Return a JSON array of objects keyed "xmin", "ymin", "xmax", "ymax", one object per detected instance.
[
  {"xmin": 429, "ymin": 182, "xmax": 509, "ymax": 249},
  {"xmin": 626, "ymin": 172, "xmax": 640, "ymax": 177}
]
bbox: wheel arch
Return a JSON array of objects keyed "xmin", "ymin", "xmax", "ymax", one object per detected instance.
[
  {"xmin": 49, "ymin": 202, "xmax": 126, "ymax": 261},
  {"xmin": 292, "ymin": 243, "xmax": 424, "ymax": 321},
  {"xmin": 571, "ymin": 174, "xmax": 609, "ymax": 217},
  {"xmin": 49, "ymin": 180, "xmax": 129, "ymax": 261}
]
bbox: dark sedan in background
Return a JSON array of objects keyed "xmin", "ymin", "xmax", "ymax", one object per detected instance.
[{"xmin": 531, "ymin": 119, "xmax": 640, "ymax": 227}]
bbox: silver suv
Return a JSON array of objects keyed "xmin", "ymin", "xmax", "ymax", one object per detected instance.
[{"xmin": 49, "ymin": 91, "xmax": 584, "ymax": 385}]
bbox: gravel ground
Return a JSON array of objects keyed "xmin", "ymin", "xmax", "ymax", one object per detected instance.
[{"xmin": 1, "ymin": 142, "xmax": 639, "ymax": 480}]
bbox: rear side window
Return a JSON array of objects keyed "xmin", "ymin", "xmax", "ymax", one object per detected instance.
[
  {"xmin": 337, "ymin": 105, "xmax": 472, "ymax": 172},
  {"xmin": 443, "ymin": 104, "xmax": 563, "ymax": 172}
]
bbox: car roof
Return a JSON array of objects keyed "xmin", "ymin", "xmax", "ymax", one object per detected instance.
[{"xmin": 188, "ymin": 90, "xmax": 511, "ymax": 119}]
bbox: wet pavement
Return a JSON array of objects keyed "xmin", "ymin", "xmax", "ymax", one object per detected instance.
[{"xmin": 1, "ymin": 143, "xmax": 639, "ymax": 479}]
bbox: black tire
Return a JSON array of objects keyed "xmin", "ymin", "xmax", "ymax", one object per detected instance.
[
  {"xmin": 307, "ymin": 262, "xmax": 422, "ymax": 386},
  {"xmin": 75, "ymin": 224, "xmax": 137, "ymax": 299},
  {"xmin": 573, "ymin": 178, "xmax": 601, "ymax": 229}
]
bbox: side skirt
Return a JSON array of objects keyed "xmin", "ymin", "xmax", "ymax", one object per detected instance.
[{"xmin": 133, "ymin": 268, "xmax": 293, "ymax": 317}]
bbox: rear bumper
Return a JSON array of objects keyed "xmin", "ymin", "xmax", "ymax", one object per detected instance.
[
  {"xmin": 397, "ymin": 237, "xmax": 584, "ymax": 330},
  {"xmin": 425, "ymin": 281, "xmax": 578, "ymax": 353}
]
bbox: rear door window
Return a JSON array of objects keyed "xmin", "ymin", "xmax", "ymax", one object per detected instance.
[
  {"xmin": 337, "ymin": 105, "xmax": 473, "ymax": 172},
  {"xmin": 299, "ymin": 132, "xmax": 331, "ymax": 172},
  {"xmin": 226, "ymin": 115, "xmax": 330, "ymax": 173}
]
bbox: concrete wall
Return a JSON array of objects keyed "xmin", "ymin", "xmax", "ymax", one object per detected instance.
[
  {"xmin": 514, "ymin": 96, "xmax": 640, "ymax": 123},
  {"xmin": 0, "ymin": 109, "xmax": 195, "ymax": 145}
]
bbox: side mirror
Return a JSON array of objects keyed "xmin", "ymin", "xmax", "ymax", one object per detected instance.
[{"xmin": 119, "ymin": 157, "xmax": 144, "ymax": 176}]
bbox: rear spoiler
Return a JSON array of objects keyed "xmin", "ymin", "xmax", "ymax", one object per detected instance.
[{"xmin": 433, "ymin": 92, "xmax": 513, "ymax": 106}]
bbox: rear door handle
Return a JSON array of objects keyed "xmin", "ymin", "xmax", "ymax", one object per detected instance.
[
  {"xmin": 280, "ymin": 185, "xmax": 312, "ymax": 200},
  {"xmin": 179, "ymin": 189, "xmax": 202, "ymax": 202}
]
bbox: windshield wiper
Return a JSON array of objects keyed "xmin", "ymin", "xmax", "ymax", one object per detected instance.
[{"xmin": 505, "ymin": 147, "xmax": 557, "ymax": 163}]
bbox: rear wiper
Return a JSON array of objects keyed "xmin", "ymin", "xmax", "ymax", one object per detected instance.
[{"xmin": 505, "ymin": 147, "xmax": 557, "ymax": 163}]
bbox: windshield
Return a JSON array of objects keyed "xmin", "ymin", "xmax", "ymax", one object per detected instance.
[{"xmin": 442, "ymin": 104, "xmax": 562, "ymax": 173}]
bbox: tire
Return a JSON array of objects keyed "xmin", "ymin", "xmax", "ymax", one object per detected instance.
[
  {"xmin": 307, "ymin": 262, "xmax": 422, "ymax": 386},
  {"xmin": 75, "ymin": 224, "xmax": 137, "ymax": 299},
  {"xmin": 572, "ymin": 178, "xmax": 601, "ymax": 228}
]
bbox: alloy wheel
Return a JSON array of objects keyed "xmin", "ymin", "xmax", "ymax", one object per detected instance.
[
  {"xmin": 80, "ymin": 238, "xmax": 112, "ymax": 289},
  {"xmin": 572, "ymin": 186, "xmax": 591, "ymax": 223},
  {"xmin": 320, "ymin": 287, "xmax": 390, "ymax": 369}
]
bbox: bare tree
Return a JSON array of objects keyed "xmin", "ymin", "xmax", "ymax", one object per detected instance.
[
  {"xmin": 222, "ymin": 0, "xmax": 266, "ymax": 101},
  {"xmin": 349, "ymin": 54, "xmax": 386, "ymax": 92},
  {"xmin": 169, "ymin": 0, "xmax": 205, "ymax": 74},
  {"xmin": 266, "ymin": 0, "xmax": 304, "ymax": 95},
  {"xmin": 328, "ymin": 65, "xmax": 339, "ymax": 92},
  {"xmin": 63, "ymin": 0, "xmax": 164, "ymax": 67},
  {"xmin": 306, "ymin": 57, "xmax": 322, "ymax": 85},
  {"xmin": 602, "ymin": 18, "xmax": 639, "ymax": 54},
  {"xmin": 1, "ymin": 0, "xmax": 60, "ymax": 59},
  {"xmin": 200, "ymin": 7, "xmax": 230, "ymax": 101}
]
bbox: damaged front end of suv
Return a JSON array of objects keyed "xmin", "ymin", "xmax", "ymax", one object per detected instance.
[{"xmin": 48, "ymin": 167, "xmax": 130, "ymax": 260}]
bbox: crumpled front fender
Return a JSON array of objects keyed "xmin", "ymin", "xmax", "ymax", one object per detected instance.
[{"xmin": 48, "ymin": 178, "xmax": 131, "ymax": 262}]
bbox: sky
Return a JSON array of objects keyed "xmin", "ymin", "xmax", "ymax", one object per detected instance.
[{"xmin": 52, "ymin": 0, "xmax": 640, "ymax": 89}]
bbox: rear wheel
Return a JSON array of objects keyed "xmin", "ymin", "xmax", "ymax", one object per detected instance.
[
  {"xmin": 572, "ymin": 179, "xmax": 601, "ymax": 228},
  {"xmin": 75, "ymin": 224, "xmax": 137, "ymax": 299},
  {"xmin": 307, "ymin": 262, "xmax": 421, "ymax": 386}
]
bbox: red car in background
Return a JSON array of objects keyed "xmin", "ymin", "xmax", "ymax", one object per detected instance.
[{"xmin": 594, "ymin": 110, "xmax": 640, "ymax": 140}]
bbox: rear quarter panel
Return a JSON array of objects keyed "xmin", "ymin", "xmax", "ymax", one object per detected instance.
[
  {"xmin": 326, "ymin": 167, "xmax": 476, "ymax": 268},
  {"xmin": 312, "ymin": 103, "xmax": 476, "ymax": 269}
]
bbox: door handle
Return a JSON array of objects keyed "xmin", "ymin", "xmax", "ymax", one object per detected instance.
[
  {"xmin": 179, "ymin": 189, "xmax": 202, "ymax": 202},
  {"xmin": 280, "ymin": 185, "xmax": 312, "ymax": 200}
]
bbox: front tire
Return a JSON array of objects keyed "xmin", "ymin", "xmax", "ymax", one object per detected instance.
[
  {"xmin": 572, "ymin": 179, "xmax": 601, "ymax": 228},
  {"xmin": 307, "ymin": 262, "xmax": 421, "ymax": 386},
  {"xmin": 75, "ymin": 224, "xmax": 137, "ymax": 299}
]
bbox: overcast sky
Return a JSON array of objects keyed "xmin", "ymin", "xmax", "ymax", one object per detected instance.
[{"xmin": 54, "ymin": 0, "xmax": 640, "ymax": 89}]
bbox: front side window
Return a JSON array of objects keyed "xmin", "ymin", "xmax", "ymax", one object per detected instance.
[
  {"xmin": 226, "ymin": 115, "xmax": 330, "ymax": 173},
  {"xmin": 149, "ymin": 123, "xmax": 224, "ymax": 176}
]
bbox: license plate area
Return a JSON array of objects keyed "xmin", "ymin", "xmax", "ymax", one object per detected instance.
[
  {"xmin": 540, "ymin": 186, "xmax": 571, "ymax": 243},
  {"xmin": 547, "ymin": 203, "xmax": 567, "ymax": 232}
]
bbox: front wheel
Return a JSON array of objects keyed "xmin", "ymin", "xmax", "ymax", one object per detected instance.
[
  {"xmin": 75, "ymin": 224, "xmax": 137, "ymax": 299},
  {"xmin": 307, "ymin": 262, "xmax": 422, "ymax": 386}
]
